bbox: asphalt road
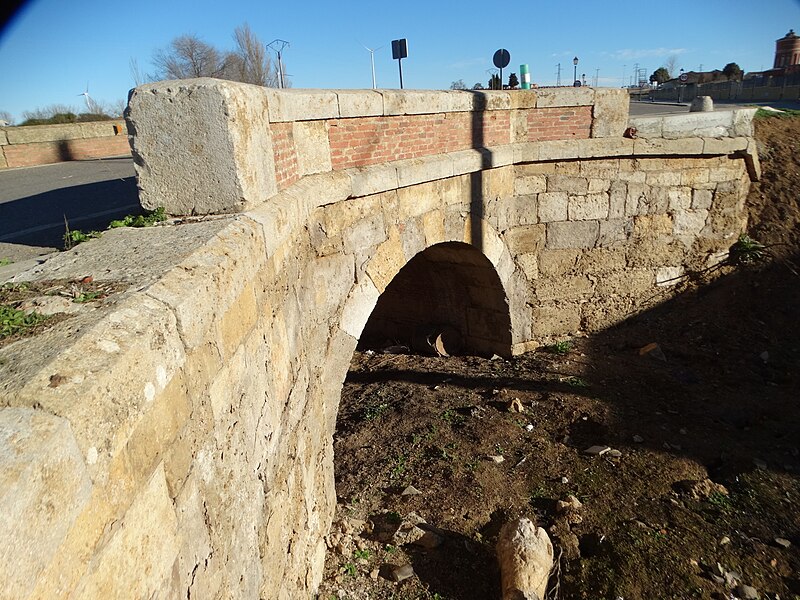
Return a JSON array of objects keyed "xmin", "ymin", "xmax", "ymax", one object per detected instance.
[{"xmin": 0, "ymin": 156, "xmax": 139, "ymax": 252}]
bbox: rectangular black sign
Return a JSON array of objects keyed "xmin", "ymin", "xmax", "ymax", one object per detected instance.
[{"xmin": 391, "ymin": 38, "xmax": 408, "ymax": 60}]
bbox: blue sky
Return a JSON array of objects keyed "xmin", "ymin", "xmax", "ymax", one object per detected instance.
[{"xmin": 1, "ymin": 0, "xmax": 798, "ymax": 121}]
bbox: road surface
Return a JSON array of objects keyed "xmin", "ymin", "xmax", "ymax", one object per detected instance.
[{"xmin": 0, "ymin": 157, "xmax": 138, "ymax": 257}]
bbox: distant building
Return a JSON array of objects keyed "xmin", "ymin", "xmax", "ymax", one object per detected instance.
[{"xmin": 774, "ymin": 29, "xmax": 800, "ymax": 70}]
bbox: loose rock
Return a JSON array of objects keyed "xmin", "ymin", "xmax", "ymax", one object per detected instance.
[
  {"xmin": 497, "ymin": 517, "xmax": 554, "ymax": 600},
  {"xmin": 774, "ymin": 537, "xmax": 791, "ymax": 549},
  {"xmin": 384, "ymin": 563, "xmax": 415, "ymax": 583},
  {"xmin": 584, "ymin": 445, "xmax": 611, "ymax": 456},
  {"xmin": 733, "ymin": 584, "xmax": 759, "ymax": 600}
]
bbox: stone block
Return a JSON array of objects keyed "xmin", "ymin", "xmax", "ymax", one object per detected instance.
[
  {"xmin": 512, "ymin": 142, "xmax": 540, "ymax": 163},
  {"xmin": 634, "ymin": 214, "xmax": 674, "ymax": 237},
  {"xmin": 531, "ymin": 304, "xmax": 581, "ymax": 336},
  {"xmin": 538, "ymin": 192, "xmax": 568, "ymax": 222},
  {"xmin": 668, "ymin": 188, "xmax": 692, "ymax": 211},
  {"xmin": 503, "ymin": 224, "xmax": 546, "ymax": 254},
  {"xmin": 451, "ymin": 148, "xmax": 487, "ymax": 176},
  {"xmin": 396, "ymin": 155, "xmax": 454, "ymax": 188},
  {"xmin": 673, "ymin": 209, "xmax": 709, "ymax": 237},
  {"xmin": 538, "ymin": 249, "xmax": 579, "ymax": 276},
  {"xmin": 496, "ymin": 195, "xmax": 538, "ymax": 229},
  {"xmin": 633, "ymin": 137, "xmax": 704, "ymax": 156},
  {"xmin": 546, "ymin": 220, "xmax": 599, "ymax": 249},
  {"xmin": 348, "ymin": 163, "xmax": 399, "ymax": 197},
  {"xmin": 587, "ymin": 178, "xmax": 611, "ymax": 193},
  {"xmin": 0, "ymin": 409, "xmax": 92, "ymax": 600},
  {"xmin": 702, "ymin": 137, "xmax": 749, "ymax": 155},
  {"xmin": 469, "ymin": 91, "xmax": 512, "ymax": 111},
  {"xmin": 660, "ymin": 111, "xmax": 733, "ymax": 139},
  {"xmin": 591, "ymin": 89, "xmax": 628, "ymax": 138},
  {"xmin": 645, "ymin": 171, "xmax": 681, "ymax": 186},
  {"xmin": 547, "ymin": 174, "xmax": 589, "ymax": 194},
  {"xmin": 293, "ymin": 121, "xmax": 331, "ymax": 176},
  {"xmin": 78, "ymin": 120, "xmax": 124, "ymax": 139},
  {"xmin": 335, "ymin": 90, "xmax": 383, "ymax": 118},
  {"xmin": 598, "ymin": 218, "xmax": 631, "ymax": 246},
  {"xmin": 73, "ymin": 465, "xmax": 179, "ymax": 599},
  {"xmin": 128, "ymin": 79, "xmax": 276, "ymax": 215},
  {"xmin": 595, "ymin": 269, "xmax": 653, "ymax": 295},
  {"xmin": 218, "ymin": 282, "xmax": 258, "ymax": 358},
  {"xmin": 534, "ymin": 275, "xmax": 593, "ymax": 301},
  {"xmin": 509, "ymin": 91, "xmax": 539, "ymax": 109},
  {"xmin": 0, "ymin": 129, "xmax": 8, "ymax": 145},
  {"xmin": 681, "ymin": 168, "xmax": 710, "ymax": 186},
  {"xmin": 536, "ymin": 87, "xmax": 595, "ymax": 107},
  {"xmin": 516, "ymin": 253, "xmax": 539, "ymax": 279},
  {"xmin": 380, "ymin": 90, "xmax": 453, "ymax": 115},
  {"xmin": 626, "ymin": 182, "xmax": 647, "ymax": 216},
  {"xmin": 576, "ymin": 248, "xmax": 627, "ymax": 273},
  {"xmin": 568, "ymin": 193, "xmax": 609, "ymax": 220},
  {"xmin": 656, "ymin": 266, "xmax": 684, "ymax": 286},
  {"xmin": 692, "ymin": 188, "xmax": 714, "ymax": 210},
  {"xmin": 421, "ymin": 209, "xmax": 446, "ymax": 245},
  {"xmin": 366, "ymin": 227, "xmax": 406, "ymax": 291},
  {"xmin": 264, "ymin": 88, "xmax": 340, "ymax": 122},
  {"xmin": 628, "ymin": 116, "xmax": 662, "ymax": 138},
  {"xmin": 0, "ymin": 146, "xmax": 6, "ymax": 169},
  {"xmin": 515, "ymin": 174, "xmax": 547, "ymax": 195},
  {"xmin": 732, "ymin": 108, "xmax": 757, "ymax": 137},
  {"xmin": 609, "ymin": 181, "xmax": 627, "ymax": 219}
]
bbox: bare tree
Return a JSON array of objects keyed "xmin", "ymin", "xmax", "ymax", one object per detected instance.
[
  {"xmin": 129, "ymin": 57, "xmax": 150, "ymax": 87},
  {"xmin": 0, "ymin": 110, "xmax": 13, "ymax": 125},
  {"xmin": 152, "ymin": 34, "xmax": 228, "ymax": 80},
  {"xmin": 663, "ymin": 55, "xmax": 679, "ymax": 79},
  {"xmin": 225, "ymin": 24, "xmax": 278, "ymax": 86}
]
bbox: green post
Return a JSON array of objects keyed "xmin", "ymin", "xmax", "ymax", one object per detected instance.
[{"xmin": 520, "ymin": 64, "xmax": 531, "ymax": 89}]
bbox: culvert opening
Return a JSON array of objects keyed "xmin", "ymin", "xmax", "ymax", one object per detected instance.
[{"xmin": 358, "ymin": 241, "xmax": 512, "ymax": 358}]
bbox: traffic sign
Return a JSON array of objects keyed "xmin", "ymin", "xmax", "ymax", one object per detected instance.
[{"xmin": 493, "ymin": 49, "xmax": 511, "ymax": 69}]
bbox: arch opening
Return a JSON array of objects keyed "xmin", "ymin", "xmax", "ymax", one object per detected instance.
[{"xmin": 359, "ymin": 242, "xmax": 512, "ymax": 357}]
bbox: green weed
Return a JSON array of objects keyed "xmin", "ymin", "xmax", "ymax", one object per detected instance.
[
  {"xmin": 566, "ymin": 376, "xmax": 589, "ymax": 388},
  {"xmin": 342, "ymin": 562, "xmax": 357, "ymax": 577},
  {"xmin": 729, "ymin": 233, "xmax": 766, "ymax": 265},
  {"xmin": 108, "ymin": 207, "xmax": 167, "ymax": 229},
  {"xmin": 354, "ymin": 548, "xmax": 370, "ymax": 561},
  {"xmin": 0, "ymin": 304, "xmax": 47, "ymax": 339},
  {"xmin": 545, "ymin": 339, "xmax": 573, "ymax": 355},
  {"xmin": 362, "ymin": 402, "xmax": 389, "ymax": 421},
  {"xmin": 63, "ymin": 228, "xmax": 101, "ymax": 249},
  {"xmin": 0, "ymin": 258, "xmax": 12, "ymax": 267}
]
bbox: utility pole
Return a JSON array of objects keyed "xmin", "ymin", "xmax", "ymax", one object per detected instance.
[
  {"xmin": 267, "ymin": 39, "xmax": 290, "ymax": 88},
  {"xmin": 622, "ymin": 64, "xmax": 626, "ymax": 88},
  {"xmin": 594, "ymin": 68, "xmax": 599, "ymax": 87},
  {"xmin": 556, "ymin": 63, "xmax": 561, "ymax": 86}
]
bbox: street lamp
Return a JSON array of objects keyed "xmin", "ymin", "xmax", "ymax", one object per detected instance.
[{"xmin": 573, "ymin": 56, "xmax": 579, "ymax": 85}]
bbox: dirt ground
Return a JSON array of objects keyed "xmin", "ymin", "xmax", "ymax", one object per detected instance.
[{"xmin": 318, "ymin": 113, "xmax": 800, "ymax": 600}]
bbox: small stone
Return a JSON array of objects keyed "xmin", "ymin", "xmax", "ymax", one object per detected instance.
[
  {"xmin": 525, "ymin": 424, "xmax": 534, "ymax": 432},
  {"xmin": 486, "ymin": 455, "xmax": 505, "ymax": 463},
  {"xmin": 733, "ymin": 584, "xmax": 759, "ymax": 600},
  {"xmin": 386, "ymin": 563, "xmax": 414, "ymax": 583},
  {"xmin": 679, "ymin": 428, "xmax": 687, "ymax": 435},
  {"xmin": 774, "ymin": 537, "xmax": 791, "ymax": 549},
  {"xmin": 719, "ymin": 536, "xmax": 731, "ymax": 546},
  {"xmin": 753, "ymin": 458, "xmax": 768, "ymax": 470},
  {"xmin": 400, "ymin": 485, "xmax": 421, "ymax": 496},
  {"xmin": 412, "ymin": 531, "xmax": 443, "ymax": 549},
  {"xmin": 633, "ymin": 435, "xmax": 644, "ymax": 443},
  {"xmin": 506, "ymin": 398, "xmax": 525, "ymax": 413},
  {"xmin": 584, "ymin": 445, "xmax": 611, "ymax": 456},
  {"xmin": 725, "ymin": 569, "xmax": 742, "ymax": 586},
  {"xmin": 370, "ymin": 568, "xmax": 380, "ymax": 581},
  {"xmin": 760, "ymin": 350, "xmax": 769, "ymax": 362},
  {"xmin": 607, "ymin": 449, "xmax": 622, "ymax": 458},
  {"xmin": 560, "ymin": 477, "xmax": 569, "ymax": 484}
]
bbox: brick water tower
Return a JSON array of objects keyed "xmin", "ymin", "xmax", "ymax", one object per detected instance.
[{"xmin": 774, "ymin": 29, "xmax": 800, "ymax": 69}]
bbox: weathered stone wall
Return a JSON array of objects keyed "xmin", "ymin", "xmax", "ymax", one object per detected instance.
[
  {"xmin": 0, "ymin": 81, "xmax": 759, "ymax": 598},
  {"xmin": 0, "ymin": 120, "xmax": 129, "ymax": 169}
]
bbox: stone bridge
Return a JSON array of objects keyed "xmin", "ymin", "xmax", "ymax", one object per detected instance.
[{"xmin": 0, "ymin": 79, "xmax": 758, "ymax": 598}]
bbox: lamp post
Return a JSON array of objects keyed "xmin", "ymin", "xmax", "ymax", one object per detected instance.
[{"xmin": 573, "ymin": 56, "xmax": 579, "ymax": 86}]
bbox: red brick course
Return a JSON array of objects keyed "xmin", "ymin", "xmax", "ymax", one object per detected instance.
[
  {"xmin": 526, "ymin": 106, "xmax": 592, "ymax": 141},
  {"xmin": 270, "ymin": 122, "xmax": 299, "ymax": 190},
  {"xmin": 327, "ymin": 111, "xmax": 512, "ymax": 170}
]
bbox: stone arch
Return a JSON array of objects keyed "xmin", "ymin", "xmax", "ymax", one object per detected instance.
[{"xmin": 360, "ymin": 241, "xmax": 512, "ymax": 357}]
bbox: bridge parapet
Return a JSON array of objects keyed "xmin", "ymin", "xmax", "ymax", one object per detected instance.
[{"xmin": 127, "ymin": 79, "xmax": 629, "ymax": 215}]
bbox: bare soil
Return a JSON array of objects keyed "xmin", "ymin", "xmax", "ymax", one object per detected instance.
[{"xmin": 318, "ymin": 114, "xmax": 800, "ymax": 600}]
